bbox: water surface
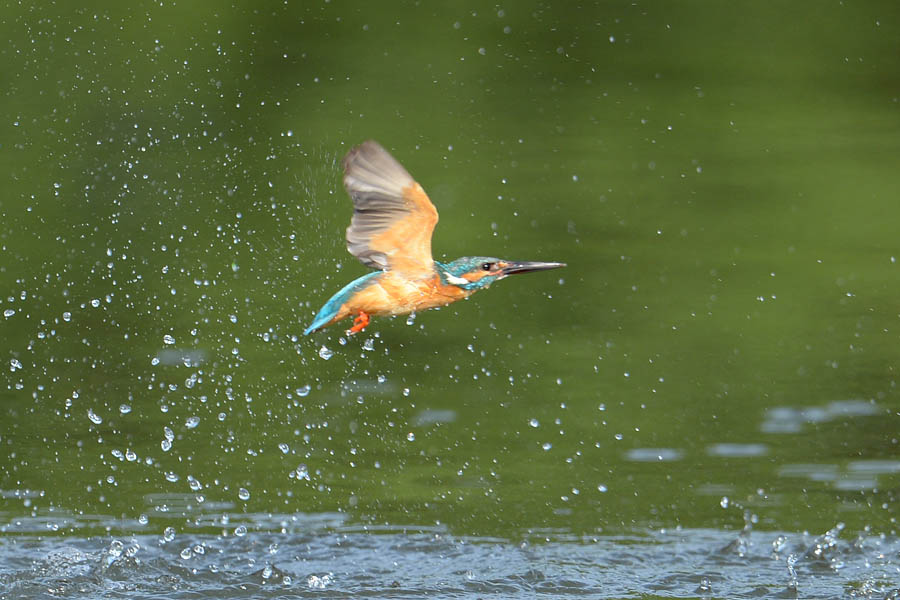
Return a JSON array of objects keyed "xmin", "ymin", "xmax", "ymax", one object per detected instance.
[{"xmin": 2, "ymin": 1, "xmax": 899, "ymax": 598}]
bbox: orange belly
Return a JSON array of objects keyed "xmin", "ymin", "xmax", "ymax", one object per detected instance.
[{"xmin": 336, "ymin": 272, "xmax": 471, "ymax": 321}]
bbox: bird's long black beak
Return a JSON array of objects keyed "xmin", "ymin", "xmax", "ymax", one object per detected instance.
[{"xmin": 500, "ymin": 261, "xmax": 567, "ymax": 275}]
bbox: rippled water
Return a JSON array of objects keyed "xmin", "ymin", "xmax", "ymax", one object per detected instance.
[{"xmin": 3, "ymin": 523, "xmax": 898, "ymax": 599}]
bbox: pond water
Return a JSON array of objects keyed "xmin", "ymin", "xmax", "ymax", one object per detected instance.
[{"xmin": 2, "ymin": 2, "xmax": 899, "ymax": 598}]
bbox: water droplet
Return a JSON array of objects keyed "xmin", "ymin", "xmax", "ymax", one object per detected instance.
[
  {"xmin": 62, "ymin": 311, "xmax": 72, "ymax": 322},
  {"xmin": 529, "ymin": 418, "xmax": 539, "ymax": 428},
  {"xmin": 296, "ymin": 385, "xmax": 311, "ymax": 397},
  {"xmin": 238, "ymin": 487, "xmax": 251, "ymax": 501},
  {"xmin": 180, "ymin": 547, "xmax": 192, "ymax": 560},
  {"xmin": 87, "ymin": 409, "xmax": 103, "ymax": 424},
  {"xmin": 163, "ymin": 526, "xmax": 176, "ymax": 542},
  {"xmin": 597, "ymin": 484, "xmax": 608, "ymax": 493},
  {"xmin": 125, "ymin": 449, "xmax": 137, "ymax": 462},
  {"xmin": 542, "ymin": 442, "xmax": 552, "ymax": 451},
  {"xmin": 278, "ymin": 443, "xmax": 290, "ymax": 454},
  {"xmin": 406, "ymin": 432, "xmax": 415, "ymax": 442},
  {"xmin": 234, "ymin": 525, "xmax": 247, "ymax": 537},
  {"xmin": 185, "ymin": 416, "xmax": 200, "ymax": 429},
  {"xmin": 720, "ymin": 496, "xmax": 730, "ymax": 508},
  {"xmin": 318, "ymin": 345, "xmax": 333, "ymax": 360},
  {"xmin": 163, "ymin": 334, "xmax": 176, "ymax": 345},
  {"xmin": 307, "ymin": 574, "xmax": 332, "ymax": 589},
  {"xmin": 3, "ymin": 309, "xmax": 14, "ymax": 318},
  {"xmin": 165, "ymin": 471, "xmax": 179, "ymax": 482},
  {"xmin": 119, "ymin": 404, "xmax": 132, "ymax": 414},
  {"xmin": 295, "ymin": 464, "xmax": 310, "ymax": 481}
]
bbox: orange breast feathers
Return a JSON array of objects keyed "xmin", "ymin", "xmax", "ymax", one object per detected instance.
[{"xmin": 339, "ymin": 272, "xmax": 471, "ymax": 318}]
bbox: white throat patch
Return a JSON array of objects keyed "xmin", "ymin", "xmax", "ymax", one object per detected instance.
[{"xmin": 444, "ymin": 273, "xmax": 469, "ymax": 286}]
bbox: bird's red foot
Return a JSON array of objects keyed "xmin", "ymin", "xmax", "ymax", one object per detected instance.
[{"xmin": 347, "ymin": 311, "xmax": 370, "ymax": 335}]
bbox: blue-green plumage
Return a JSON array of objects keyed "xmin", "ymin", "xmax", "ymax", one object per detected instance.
[
  {"xmin": 436, "ymin": 257, "xmax": 504, "ymax": 291},
  {"xmin": 303, "ymin": 271, "xmax": 381, "ymax": 335}
]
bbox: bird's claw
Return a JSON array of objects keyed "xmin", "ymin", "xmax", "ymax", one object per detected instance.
[{"xmin": 346, "ymin": 311, "xmax": 370, "ymax": 335}]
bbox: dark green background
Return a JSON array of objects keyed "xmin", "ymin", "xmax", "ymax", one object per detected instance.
[{"xmin": 2, "ymin": 1, "xmax": 899, "ymax": 539}]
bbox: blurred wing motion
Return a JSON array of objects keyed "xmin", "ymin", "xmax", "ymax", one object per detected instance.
[{"xmin": 343, "ymin": 140, "xmax": 438, "ymax": 278}]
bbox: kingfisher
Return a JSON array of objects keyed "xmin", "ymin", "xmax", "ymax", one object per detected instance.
[{"xmin": 303, "ymin": 140, "xmax": 565, "ymax": 335}]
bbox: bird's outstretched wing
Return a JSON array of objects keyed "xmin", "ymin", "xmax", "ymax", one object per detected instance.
[{"xmin": 343, "ymin": 140, "xmax": 438, "ymax": 278}]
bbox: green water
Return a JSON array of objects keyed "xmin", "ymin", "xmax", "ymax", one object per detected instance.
[{"xmin": 2, "ymin": 0, "xmax": 899, "ymax": 549}]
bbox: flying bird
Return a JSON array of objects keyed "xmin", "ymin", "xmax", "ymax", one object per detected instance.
[{"xmin": 304, "ymin": 140, "xmax": 565, "ymax": 335}]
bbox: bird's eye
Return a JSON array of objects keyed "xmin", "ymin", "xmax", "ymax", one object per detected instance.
[{"xmin": 481, "ymin": 262, "xmax": 493, "ymax": 271}]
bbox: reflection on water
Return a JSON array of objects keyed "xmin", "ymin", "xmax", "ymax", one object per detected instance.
[
  {"xmin": 849, "ymin": 460, "xmax": 900, "ymax": 475},
  {"xmin": 624, "ymin": 448, "xmax": 684, "ymax": 462},
  {"xmin": 778, "ymin": 463, "xmax": 840, "ymax": 482},
  {"xmin": 760, "ymin": 400, "xmax": 882, "ymax": 434},
  {"xmin": 153, "ymin": 349, "xmax": 208, "ymax": 368},
  {"xmin": 777, "ymin": 461, "xmax": 899, "ymax": 493},
  {"xmin": 411, "ymin": 408, "xmax": 458, "ymax": 427},
  {"xmin": 706, "ymin": 443, "xmax": 769, "ymax": 457}
]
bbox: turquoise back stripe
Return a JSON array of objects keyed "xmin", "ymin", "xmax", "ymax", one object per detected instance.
[{"xmin": 303, "ymin": 271, "xmax": 381, "ymax": 335}]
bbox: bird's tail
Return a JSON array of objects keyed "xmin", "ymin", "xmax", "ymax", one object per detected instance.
[{"xmin": 303, "ymin": 271, "xmax": 381, "ymax": 335}]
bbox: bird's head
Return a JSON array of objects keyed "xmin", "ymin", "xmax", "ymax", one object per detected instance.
[{"xmin": 436, "ymin": 257, "xmax": 566, "ymax": 291}]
